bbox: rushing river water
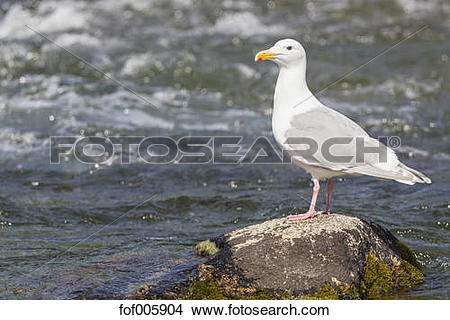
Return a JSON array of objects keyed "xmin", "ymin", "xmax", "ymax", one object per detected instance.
[{"xmin": 0, "ymin": 0, "xmax": 448, "ymax": 299}]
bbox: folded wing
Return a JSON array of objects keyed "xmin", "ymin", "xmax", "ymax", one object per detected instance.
[{"xmin": 283, "ymin": 106, "xmax": 431, "ymax": 184}]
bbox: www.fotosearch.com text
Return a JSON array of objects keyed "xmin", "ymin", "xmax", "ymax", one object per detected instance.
[{"xmin": 117, "ymin": 302, "xmax": 330, "ymax": 317}]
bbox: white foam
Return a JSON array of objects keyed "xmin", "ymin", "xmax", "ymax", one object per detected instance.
[
  {"xmin": 152, "ymin": 89, "xmax": 190, "ymax": 108},
  {"xmin": 94, "ymin": 0, "xmax": 156, "ymax": 11},
  {"xmin": 214, "ymin": 12, "xmax": 285, "ymax": 38},
  {"xmin": 172, "ymin": 0, "xmax": 194, "ymax": 9},
  {"xmin": 108, "ymin": 108, "xmax": 175, "ymax": 130},
  {"xmin": 396, "ymin": 0, "xmax": 442, "ymax": 14},
  {"xmin": 0, "ymin": 2, "xmax": 88, "ymax": 40},
  {"xmin": 235, "ymin": 63, "xmax": 261, "ymax": 79},
  {"xmin": 121, "ymin": 53, "xmax": 155, "ymax": 76},
  {"xmin": 37, "ymin": 3, "xmax": 87, "ymax": 33},
  {"xmin": 6, "ymin": 95, "xmax": 53, "ymax": 110},
  {"xmin": 222, "ymin": 0, "xmax": 254, "ymax": 10},
  {"xmin": 347, "ymin": 78, "xmax": 441, "ymax": 100},
  {"xmin": 179, "ymin": 122, "xmax": 230, "ymax": 131},
  {"xmin": 321, "ymin": 98, "xmax": 385, "ymax": 114},
  {"xmin": 0, "ymin": 128, "xmax": 41, "ymax": 154},
  {"xmin": 49, "ymin": 33, "xmax": 101, "ymax": 49},
  {"xmin": 433, "ymin": 152, "xmax": 450, "ymax": 160},
  {"xmin": 397, "ymin": 145, "xmax": 430, "ymax": 158},
  {"xmin": 0, "ymin": 5, "xmax": 32, "ymax": 39}
]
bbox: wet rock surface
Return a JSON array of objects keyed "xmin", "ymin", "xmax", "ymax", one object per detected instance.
[
  {"xmin": 136, "ymin": 214, "xmax": 424, "ymax": 299},
  {"xmin": 213, "ymin": 214, "xmax": 403, "ymax": 292}
]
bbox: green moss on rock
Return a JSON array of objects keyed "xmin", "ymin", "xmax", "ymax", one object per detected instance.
[
  {"xmin": 393, "ymin": 261, "xmax": 425, "ymax": 289},
  {"xmin": 361, "ymin": 253, "xmax": 394, "ymax": 298},
  {"xmin": 183, "ymin": 279, "xmax": 225, "ymax": 300},
  {"xmin": 194, "ymin": 240, "xmax": 219, "ymax": 257},
  {"xmin": 305, "ymin": 284, "xmax": 339, "ymax": 300},
  {"xmin": 180, "ymin": 249, "xmax": 424, "ymax": 300},
  {"xmin": 396, "ymin": 242, "xmax": 421, "ymax": 269},
  {"xmin": 245, "ymin": 290, "xmax": 276, "ymax": 300},
  {"xmin": 338, "ymin": 284, "xmax": 361, "ymax": 299},
  {"xmin": 360, "ymin": 252, "xmax": 425, "ymax": 299},
  {"xmin": 303, "ymin": 250, "xmax": 424, "ymax": 300},
  {"xmin": 138, "ymin": 233, "xmax": 425, "ymax": 300}
]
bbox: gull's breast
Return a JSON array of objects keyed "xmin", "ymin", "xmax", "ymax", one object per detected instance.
[{"xmin": 272, "ymin": 111, "xmax": 292, "ymax": 149}]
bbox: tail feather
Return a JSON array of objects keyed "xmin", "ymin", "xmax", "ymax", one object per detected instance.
[{"xmin": 343, "ymin": 162, "xmax": 431, "ymax": 185}]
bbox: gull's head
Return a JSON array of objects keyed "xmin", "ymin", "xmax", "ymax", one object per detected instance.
[{"xmin": 254, "ymin": 39, "xmax": 306, "ymax": 67}]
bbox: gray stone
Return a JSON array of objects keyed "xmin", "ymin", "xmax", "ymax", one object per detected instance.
[{"xmin": 203, "ymin": 214, "xmax": 422, "ymax": 297}]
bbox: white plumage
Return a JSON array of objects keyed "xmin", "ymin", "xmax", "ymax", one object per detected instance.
[{"xmin": 255, "ymin": 39, "xmax": 431, "ymax": 220}]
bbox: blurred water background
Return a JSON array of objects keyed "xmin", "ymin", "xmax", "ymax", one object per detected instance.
[{"xmin": 0, "ymin": 0, "xmax": 448, "ymax": 299}]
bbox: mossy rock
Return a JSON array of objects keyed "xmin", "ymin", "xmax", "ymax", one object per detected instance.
[
  {"xmin": 136, "ymin": 215, "xmax": 425, "ymax": 300},
  {"xmin": 361, "ymin": 252, "xmax": 394, "ymax": 298},
  {"xmin": 181, "ymin": 251, "xmax": 424, "ymax": 300},
  {"xmin": 396, "ymin": 241, "xmax": 421, "ymax": 269},
  {"xmin": 182, "ymin": 215, "xmax": 425, "ymax": 300},
  {"xmin": 182, "ymin": 280, "xmax": 225, "ymax": 300},
  {"xmin": 304, "ymin": 284, "xmax": 339, "ymax": 300},
  {"xmin": 194, "ymin": 240, "xmax": 219, "ymax": 257},
  {"xmin": 360, "ymin": 252, "xmax": 424, "ymax": 299}
]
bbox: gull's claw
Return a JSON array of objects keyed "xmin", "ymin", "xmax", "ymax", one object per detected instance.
[
  {"xmin": 287, "ymin": 209, "xmax": 332, "ymax": 220},
  {"xmin": 287, "ymin": 211, "xmax": 318, "ymax": 220}
]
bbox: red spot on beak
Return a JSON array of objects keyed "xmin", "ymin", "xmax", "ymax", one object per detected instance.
[{"xmin": 258, "ymin": 58, "xmax": 262, "ymax": 61}]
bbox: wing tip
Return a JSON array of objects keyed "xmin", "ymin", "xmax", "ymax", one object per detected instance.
[{"xmin": 397, "ymin": 163, "xmax": 432, "ymax": 185}]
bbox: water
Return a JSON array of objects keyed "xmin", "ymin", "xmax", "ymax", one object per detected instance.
[{"xmin": 0, "ymin": 0, "xmax": 448, "ymax": 299}]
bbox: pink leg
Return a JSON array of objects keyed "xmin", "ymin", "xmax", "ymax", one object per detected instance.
[
  {"xmin": 319, "ymin": 178, "xmax": 333, "ymax": 214},
  {"xmin": 288, "ymin": 179, "xmax": 320, "ymax": 220}
]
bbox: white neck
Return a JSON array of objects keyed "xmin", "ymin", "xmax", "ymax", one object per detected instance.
[{"xmin": 273, "ymin": 61, "xmax": 315, "ymax": 113}]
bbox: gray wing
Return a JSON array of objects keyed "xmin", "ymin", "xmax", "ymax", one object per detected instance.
[
  {"xmin": 283, "ymin": 106, "xmax": 407, "ymax": 179},
  {"xmin": 283, "ymin": 106, "xmax": 431, "ymax": 185},
  {"xmin": 286, "ymin": 106, "xmax": 369, "ymax": 139}
]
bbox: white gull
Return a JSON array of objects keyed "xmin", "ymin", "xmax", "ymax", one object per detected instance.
[{"xmin": 255, "ymin": 39, "xmax": 431, "ymax": 220}]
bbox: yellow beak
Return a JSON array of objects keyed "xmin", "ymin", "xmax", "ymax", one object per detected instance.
[{"xmin": 255, "ymin": 49, "xmax": 277, "ymax": 62}]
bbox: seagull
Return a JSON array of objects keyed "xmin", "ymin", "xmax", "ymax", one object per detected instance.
[{"xmin": 255, "ymin": 39, "xmax": 431, "ymax": 220}]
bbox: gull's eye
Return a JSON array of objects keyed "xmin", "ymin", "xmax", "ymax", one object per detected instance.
[{"xmin": 286, "ymin": 46, "xmax": 293, "ymax": 51}]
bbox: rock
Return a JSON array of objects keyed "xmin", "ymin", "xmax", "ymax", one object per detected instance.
[{"xmin": 187, "ymin": 214, "xmax": 424, "ymax": 299}]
